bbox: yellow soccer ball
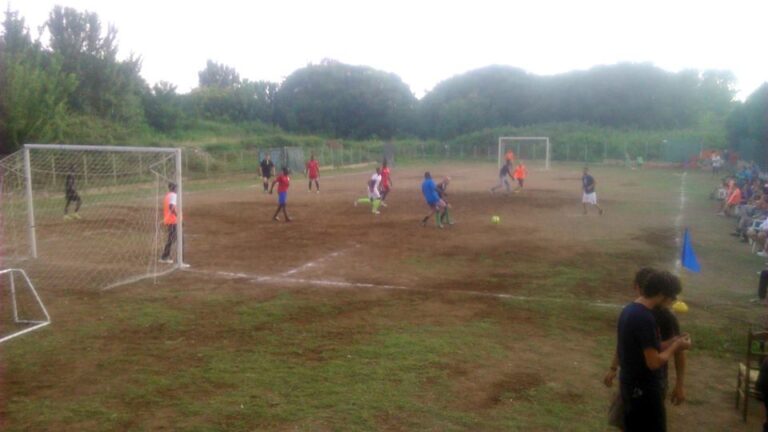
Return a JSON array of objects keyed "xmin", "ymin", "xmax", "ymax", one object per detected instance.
[
  {"xmin": 672, "ymin": 300, "xmax": 689, "ymax": 314},
  {"xmin": 491, "ymin": 215, "xmax": 501, "ymax": 224}
]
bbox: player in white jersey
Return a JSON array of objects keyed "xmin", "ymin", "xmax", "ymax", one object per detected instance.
[{"xmin": 355, "ymin": 167, "xmax": 383, "ymax": 215}]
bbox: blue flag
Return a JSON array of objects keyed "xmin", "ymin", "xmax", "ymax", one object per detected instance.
[{"xmin": 681, "ymin": 228, "xmax": 701, "ymax": 273}]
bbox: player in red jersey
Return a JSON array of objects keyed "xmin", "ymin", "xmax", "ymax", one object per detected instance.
[
  {"xmin": 380, "ymin": 159, "xmax": 393, "ymax": 207},
  {"xmin": 270, "ymin": 167, "xmax": 292, "ymax": 222},
  {"xmin": 305, "ymin": 154, "xmax": 320, "ymax": 193}
]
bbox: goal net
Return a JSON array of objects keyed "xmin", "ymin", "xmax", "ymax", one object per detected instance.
[
  {"xmin": 0, "ymin": 144, "xmax": 184, "ymax": 293},
  {"xmin": 498, "ymin": 137, "xmax": 550, "ymax": 170},
  {"xmin": 258, "ymin": 147, "xmax": 305, "ymax": 176}
]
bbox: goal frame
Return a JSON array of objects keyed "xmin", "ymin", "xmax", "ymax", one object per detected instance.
[
  {"xmin": 498, "ymin": 137, "xmax": 550, "ymax": 170},
  {"xmin": 21, "ymin": 144, "xmax": 184, "ymax": 268},
  {"xmin": 0, "ymin": 268, "xmax": 51, "ymax": 344}
]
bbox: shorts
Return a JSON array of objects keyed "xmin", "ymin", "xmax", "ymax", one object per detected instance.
[
  {"xmin": 309, "ymin": 175, "xmax": 319, "ymax": 181},
  {"xmin": 621, "ymin": 383, "xmax": 666, "ymax": 432},
  {"xmin": 262, "ymin": 175, "xmax": 271, "ymax": 181},
  {"xmin": 66, "ymin": 190, "xmax": 80, "ymax": 201},
  {"xmin": 381, "ymin": 183, "xmax": 391, "ymax": 192},
  {"xmin": 278, "ymin": 191, "xmax": 287, "ymax": 205},
  {"xmin": 428, "ymin": 199, "xmax": 446, "ymax": 211},
  {"xmin": 582, "ymin": 192, "xmax": 597, "ymax": 205}
]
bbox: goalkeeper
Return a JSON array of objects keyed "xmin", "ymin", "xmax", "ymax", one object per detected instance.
[
  {"xmin": 64, "ymin": 165, "xmax": 82, "ymax": 220},
  {"xmin": 160, "ymin": 182, "xmax": 179, "ymax": 263}
]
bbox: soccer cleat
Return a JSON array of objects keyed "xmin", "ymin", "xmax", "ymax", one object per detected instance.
[
  {"xmin": 159, "ymin": 258, "xmax": 173, "ymax": 264},
  {"xmin": 380, "ymin": 202, "xmax": 388, "ymax": 207},
  {"xmin": 273, "ymin": 216, "xmax": 280, "ymax": 221},
  {"xmin": 285, "ymin": 217, "xmax": 292, "ymax": 222},
  {"xmin": 179, "ymin": 263, "xmax": 191, "ymax": 269},
  {"xmin": 316, "ymin": 190, "xmax": 320, "ymax": 194},
  {"xmin": 758, "ymin": 251, "xmax": 768, "ymax": 258},
  {"xmin": 437, "ymin": 224, "xmax": 444, "ymax": 229},
  {"xmin": 63, "ymin": 214, "xmax": 73, "ymax": 221},
  {"xmin": 72, "ymin": 213, "xmax": 82, "ymax": 220},
  {"xmin": 373, "ymin": 210, "xmax": 380, "ymax": 215},
  {"xmin": 599, "ymin": 208, "xmax": 604, "ymax": 216}
]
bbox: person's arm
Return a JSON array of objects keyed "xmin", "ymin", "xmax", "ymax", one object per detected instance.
[
  {"xmin": 671, "ymin": 350, "xmax": 686, "ymax": 405},
  {"xmin": 603, "ymin": 351, "xmax": 619, "ymax": 387},
  {"xmin": 644, "ymin": 334, "xmax": 691, "ymax": 370}
]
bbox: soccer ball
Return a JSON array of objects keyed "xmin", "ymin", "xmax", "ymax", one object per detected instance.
[
  {"xmin": 672, "ymin": 300, "xmax": 688, "ymax": 314},
  {"xmin": 491, "ymin": 215, "xmax": 500, "ymax": 224}
]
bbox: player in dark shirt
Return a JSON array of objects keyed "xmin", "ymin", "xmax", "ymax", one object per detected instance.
[
  {"xmin": 582, "ymin": 167, "xmax": 604, "ymax": 215},
  {"xmin": 616, "ymin": 270, "xmax": 691, "ymax": 432},
  {"xmin": 64, "ymin": 166, "xmax": 82, "ymax": 220},
  {"xmin": 260, "ymin": 154, "xmax": 275, "ymax": 193},
  {"xmin": 490, "ymin": 161, "xmax": 513, "ymax": 193}
]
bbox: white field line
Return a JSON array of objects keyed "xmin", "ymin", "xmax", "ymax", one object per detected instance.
[
  {"xmin": 673, "ymin": 172, "xmax": 687, "ymax": 270},
  {"xmin": 278, "ymin": 248, "xmax": 351, "ymax": 277},
  {"xmin": 183, "ymin": 267, "xmax": 622, "ymax": 309}
]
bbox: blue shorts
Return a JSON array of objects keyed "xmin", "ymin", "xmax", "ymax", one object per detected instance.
[{"xmin": 278, "ymin": 191, "xmax": 287, "ymax": 205}]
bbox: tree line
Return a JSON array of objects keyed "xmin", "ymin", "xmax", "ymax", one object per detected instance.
[{"xmin": 0, "ymin": 6, "xmax": 766, "ymax": 163}]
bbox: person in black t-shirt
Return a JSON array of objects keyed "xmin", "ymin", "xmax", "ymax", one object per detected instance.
[
  {"xmin": 605, "ymin": 268, "xmax": 688, "ymax": 430},
  {"xmin": 260, "ymin": 154, "xmax": 275, "ymax": 192},
  {"xmin": 64, "ymin": 165, "xmax": 82, "ymax": 220},
  {"xmin": 616, "ymin": 270, "xmax": 691, "ymax": 432},
  {"xmin": 490, "ymin": 161, "xmax": 513, "ymax": 193}
]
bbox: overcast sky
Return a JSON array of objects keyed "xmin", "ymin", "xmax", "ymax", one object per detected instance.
[{"xmin": 3, "ymin": 0, "xmax": 767, "ymax": 99}]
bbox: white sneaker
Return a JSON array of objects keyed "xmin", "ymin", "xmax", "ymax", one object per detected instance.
[
  {"xmin": 373, "ymin": 210, "xmax": 380, "ymax": 215},
  {"xmin": 179, "ymin": 263, "xmax": 191, "ymax": 269},
  {"xmin": 758, "ymin": 251, "xmax": 768, "ymax": 258},
  {"xmin": 380, "ymin": 202, "xmax": 388, "ymax": 207},
  {"xmin": 159, "ymin": 258, "xmax": 173, "ymax": 264}
]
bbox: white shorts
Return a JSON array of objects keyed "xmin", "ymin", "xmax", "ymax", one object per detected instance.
[
  {"xmin": 582, "ymin": 192, "xmax": 597, "ymax": 205},
  {"xmin": 368, "ymin": 189, "xmax": 381, "ymax": 200}
]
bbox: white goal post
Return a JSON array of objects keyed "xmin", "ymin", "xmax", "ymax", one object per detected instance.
[
  {"xmin": 0, "ymin": 144, "xmax": 185, "ymax": 292},
  {"xmin": 498, "ymin": 137, "xmax": 550, "ymax": 170}
]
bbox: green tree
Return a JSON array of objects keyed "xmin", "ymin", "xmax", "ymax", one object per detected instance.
[
  {"xmin": 0, "ymin": 8, "xmax": 76, "ymax": 152},
  {"xmin": 198, "ymin": 60, "xmax": 241, "ymax": 88},
  {"xmin": 45, "ymin": 6, "xmax": 146, "ymax": 127},
  {"xmin": 274, "ymin": 59, "xmax": 416, "ymax": 139}
]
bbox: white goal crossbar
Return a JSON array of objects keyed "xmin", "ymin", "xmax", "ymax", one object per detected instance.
[{"xmin": 498, "ymin": 137, "xmax": 550, "ymax": 170}]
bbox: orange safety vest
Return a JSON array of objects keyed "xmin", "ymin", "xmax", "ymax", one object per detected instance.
[{"xmin": 163, "ymin": 192, "xmax": 178, "ymax": 225}]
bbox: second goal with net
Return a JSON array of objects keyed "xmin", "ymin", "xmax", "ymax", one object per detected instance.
[{"xmin": 498, "ymin": 137, "xmax": 551, "ymax": 170}]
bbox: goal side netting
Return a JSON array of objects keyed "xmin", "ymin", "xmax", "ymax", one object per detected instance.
[
  {"xmin": 498, "ymin": 137, "xmax": 550, "ymax": 170},
  {"xmin": 0, "ymin": 268, "xmax": 51, "ymax": 344},
  {"xmin": 0, "ymin": 144, "xmax": 184, "ymax": 293}
]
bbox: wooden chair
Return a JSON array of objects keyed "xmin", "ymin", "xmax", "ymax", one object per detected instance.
[{"xmin": 736, "ymin": 328, "xmax": 768, "ymax": 422}]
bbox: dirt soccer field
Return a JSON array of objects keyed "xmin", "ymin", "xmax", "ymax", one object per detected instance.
[{"xmin": 1, "ymin": 161, "xmax": 764, "ymax": 431}]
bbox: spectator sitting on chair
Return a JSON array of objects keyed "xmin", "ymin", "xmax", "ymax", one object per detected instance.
[
  {"xmin": 748, "ymin": 218, "xmax": 768, "ymax": 257},
  {"xmin": 719, "ymin": 185, "xmax": 742, "ymax": 216},
  {"xmin": 734, "ymin": 194, "xmax": 768, "ymax": 241}
]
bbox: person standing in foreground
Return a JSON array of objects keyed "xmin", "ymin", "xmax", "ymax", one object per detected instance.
[
  {"xmin": 305, "ymin": 154, "xmax": 320, "ymax": 193},
  {"xmin": 604, "ymin": 268, "xmax": 687, "ymax": 430},
  {"xmin": 64, "ymin": 165, "xmax": 82, "ymax": 220},
  {"xmin": 582, "ymin": 167, "xmax": 604, "ymax": 215},
  {"xmin": 380, "ymin": 160, "xmax": 393, "ymax": 207},
  {"xmin": 270, "ymin": 167, "xmax": 292, "ymax": 222},
  {"xmin": 617, "ymin": 270, "xmax": 691, "ymax": 432},
  {"xmin": 260, "ymin": 154, "xmax": 274, "ymax": 193},
  {"xmin": 160, "ymin": 182, "xmax": 179, "ymax": 263},
  {"xmin": 421, "ymin": 172, "xmax": 446, "ymax": 228}
]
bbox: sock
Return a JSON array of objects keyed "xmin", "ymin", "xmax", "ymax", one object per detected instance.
[
  {"xmin": 357, "ymin": 198, "xmax": 372, "ymax": 205},
  {"xmin": 372, "ymin": 199, "xmax": 381, "ymax": 213}
]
